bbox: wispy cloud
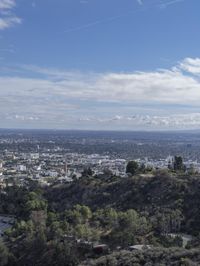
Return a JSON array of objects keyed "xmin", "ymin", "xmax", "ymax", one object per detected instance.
[
  {"xmin": 31, "ymin": 2, "xmax": 36, "ymax": 8},
  {"xmin": 64, "ymin": 12, "xmax": 134, "ymax": 33},
  {"xmin": 0, "ymin": 47, "xmax": 15, "ymax": 53},
  {"xmin": 179, "ymin": 57, "xmax": 200, "ymax": 75},
  {"xmin": 80, "ymin": 0, "xmax": 89, "ymax": 4},
  {"xmin": 2, "ymin": 57, "xmax": 200, "ymax": 106},
  {"xmin": 64, "ymin": 0, "xmax": 184, "ymax": 34},
  {"xmin": 0, "ymin": 0, "xmax": 15, "ymax": 10},
  {"xmin": 1, "ymin": 57, "xmax": 200, "ymax": 129},
  {"xmin": 0, "ymin": 0, "xmax": 21, "ymax": 30},
  {"xmin": 136, "ymin": 0, "xmax": 143, "ymax": 5},
  {"xmin": 79, "ymin": 113, "xmax": 200, "ymax": 130},
  {"xmin": 64, "ymin": 6, "xmax": 145, "ymax": 34},
  {"xmin": 0, "ymin": 16, "xmax": 21, "ymax": 30},
  {"xmin": 159, "ymin": 0, "xmax": 184, "ymax": 9}
]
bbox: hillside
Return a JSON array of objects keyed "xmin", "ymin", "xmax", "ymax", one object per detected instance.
[
  {"xmin": 46, "ymin": 173, "xmax": 200, "ymax": 234},
  {"xmin": 1, "ymin": 172, "xmax": 200, "ymax": 265}
]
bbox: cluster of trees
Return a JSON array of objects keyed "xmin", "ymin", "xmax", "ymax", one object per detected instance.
[
  {"xmin": 1, "ymin": 169, "xmax": 200, "ymax": 265},
  {"xmin": 0, "ymin": 203, "xmax": 189, "ymax": 265},
  {"xmin": 0, "ymin": 203, "xmax": 150, "ymax": 265},
  {"xmin": 126, "ymin": 156, "xmax": 187, "ymax": 176},
  {"xmin": 82, "ymin": 248, "xmax": 200, "ymax": 266}
]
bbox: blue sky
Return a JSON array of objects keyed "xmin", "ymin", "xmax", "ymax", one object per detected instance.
[{"xmin": 0, "ymin": 0, "xmax": 200, "ymax": 130}]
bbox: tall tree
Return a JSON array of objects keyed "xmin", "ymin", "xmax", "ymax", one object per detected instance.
[{"xmin": 126, "ymin": 161, "xmax": 139, "ymax": 175}]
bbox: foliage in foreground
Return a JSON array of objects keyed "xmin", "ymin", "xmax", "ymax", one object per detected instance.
[{"xmin": 1, "ymin": 172, "xmax": 200, "ymax": 265}]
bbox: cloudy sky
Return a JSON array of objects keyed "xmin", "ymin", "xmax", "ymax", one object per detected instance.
[{"xmin": 0, "ymin": 0, "xmax": 200, "ymax": 130}]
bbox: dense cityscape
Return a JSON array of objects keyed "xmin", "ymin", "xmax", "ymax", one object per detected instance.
[{"xmin": 1, "ymin": 129, "xmax": 200, "ymax": 189}]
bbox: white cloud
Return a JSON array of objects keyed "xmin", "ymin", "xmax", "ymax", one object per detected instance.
[
  {"xmin": 13, "ymin": 59, "xmax": 200, "ymax": 106},
  {"xmin": 77, "ymin": 113, "xmax": 200, "ymax": 130},
  {"xmin": 0, "ymin": 16, "xmax": 21, "ymax": 29},
  {"xmin": 0, "ymin": 0, "xmax": 15, "ymax": 10},
  {"xmin": 0, "ymin": 0, "xmax": 21, "ymax": 30},
  {"xmin": 179, "ymin": 57, "xmax": 200, "ymax": 75},
  {"xmin": 1, "ymin": 57, "xmax": 200, "ymax": 129},
  {"xmin": 117, "ymin": 113, "xmax": 200, "ymax": 128},
  {"xmin": 78, "ymin": 113, "xmax": 200, "ymax": 130},
  {"xmin": 6, "ymin": 114, "xmax": 40, "ymax": 121}
]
